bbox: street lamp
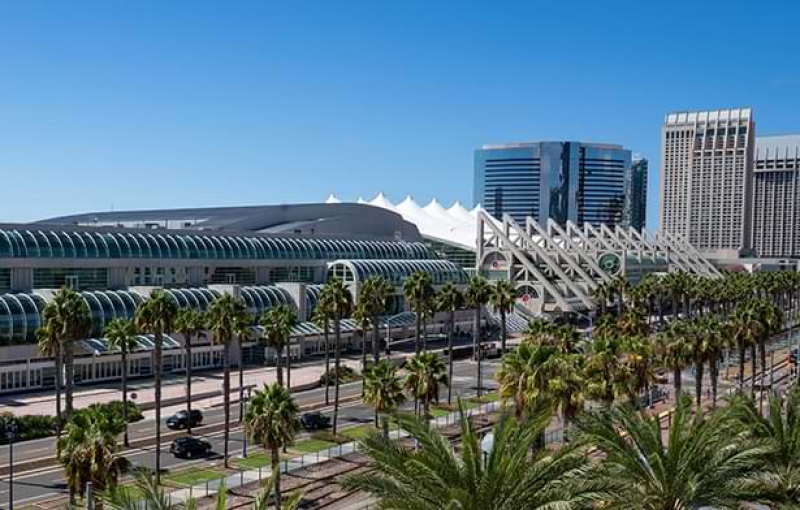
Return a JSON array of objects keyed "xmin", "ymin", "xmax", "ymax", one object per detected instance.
[
  {"xmin": 4, "ymin": 418, "xmax": 17, "ymax": 510},
  {"xmin": 242, "ymin": 387, "xmax": 252, "ymax": 458}
]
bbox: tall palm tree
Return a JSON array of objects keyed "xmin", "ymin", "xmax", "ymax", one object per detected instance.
[
  {"xmin": 358, "ymin": 276, "xmax": 393, "ymax": 364},
  {"xmin": 311, "ymin": 289, "xmax": 334, "ymax": 405},
  {"xmin": 730, "ymin": 303, "xmax": 761, "ymax": 394},
  {"xmin": 245, "ymin": 383, "xmax": 300, "ymax": 508},
  {"xmin": 43, "ymin": 287, "xmax": 92, "ymax": 420},
  {"xmin": 174, "ymin": 309, "xmax": 205, "ymax": 434},
  {"xmin": 104, "ymin": 318, "xmax": 137, "ymax": 447},
  {"xmin": 234, "ymin": 310, "xmax": 255, "ymax": 421},
  {"xmin": 405, "ymin": 352, "xmax": 448, "ymax": 419},
  {"xmin": 584, "ymin": 335, "xmax": 627, "ymax": 407},
  {"xmin": 134, "ymin": 290, "xmax": 177, "ymax": 483},
  {"xmin": 323, "ymin": 277, "xmax": 352, "ymax": 435},
  {"xmin": 259, "ymin": 304, "xmax": 297, "ymax": 388},
  {"xmin": 618, "ymin": 335, "xmax": 656, "ymax": 408},
  {"xmin": 353, "ymin": 300, "xmax": 372, "ymax": 392},
  {"xmin": 58, "ymin": 406, "xmax": 130, "ymax": 505},
  {"xmin": 575, "ymin": 399, "xmax": 770, "ymax": 508},
  {"xmin": 342, "ymin": 403, "xmax": 601, "ymax": 509},
  {"xmin": 362, "ymin": 359, "xmax": 406, "ymax": 437},
  {"xmin": 206, "ymin": 293, "xmax": 247, "ymax": 468},
  {"xmin": 465, "ymin": 275, "xmax": 490, "ymax": 397},
  {"xmin": 403, "ymin": 271, "xmax": 433, "ymax": 355},
  {"xmin": 436, "ymin": 282, "xmax": 464, "ymax": 404},
  {"xmin": 496, "ymin": 341, "xmax": 558, "ymax": 419},
  {"xmin": 654, "ymin": 321, "xmax": 691, "ymax": 400},
  {"xmin": 489, "ymin": 280, "xmax": 516, "ymax": 355},
  {"xmin": 37, "ymin": 323, "xmax": 63, "ymax": 436}
]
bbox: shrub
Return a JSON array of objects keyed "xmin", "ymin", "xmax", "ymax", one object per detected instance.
[
  {"xmin": 0, "ymin": 412, "xmax": 58, "ymax": 444},
  {"xmin": 84, "ymin": 400, "xmax": 144, "ymax": 423},
  {"xmin": 319, "ymin": 366, "xmax": 360, "ymax": 386}
]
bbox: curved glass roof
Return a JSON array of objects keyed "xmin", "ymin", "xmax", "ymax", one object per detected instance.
[
  {"xmin": 0, "ymin": 227, "xmax": 433, "ymax": 261},
  {"xmin": 240, "ymin": 285, "xmax": 294, "ymax": 322},
  {"xmin": 328, "ymin": 259, "xmax": 469, "ymax": 285}
]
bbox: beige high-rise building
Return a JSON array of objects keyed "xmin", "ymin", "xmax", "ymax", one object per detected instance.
[
  {"xmin": 751, "ymin": 135, "xmax": 800, "ymax": 258},
  {"xmin": 660, "ymin": 108, "xmax": 755, "ymax": 258}
]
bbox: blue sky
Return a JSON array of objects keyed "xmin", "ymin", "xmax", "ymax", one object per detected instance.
[{"xmin": 1, "ymin": 1, "xmax": 799, "ymax": 229}]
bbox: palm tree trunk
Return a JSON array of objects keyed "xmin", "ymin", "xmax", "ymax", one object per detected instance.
[
  {"xmin": 323, "ymin": 321, "xmax": 330, "ymax": 405},
  {"xmin": 422, "ymin": 314, "xmax": 428, "ymax": 352},
  {"xmin": 447, "ymin": 311, "xmax": 454, "ymax": 405},
  {"xmin": 750, "ymin": 343, "xmax": 757, "ymax": 398},
  {"xmin": 64, "ymin": 341, "xmax": 74, "ymax": 418},
  {"xmin": 710, "ymin": 355, "xmax": 719, "ymax": 408},
  {"xmin": 286, "ymin": 340, "xmax": 291, "ymax": 390},
  {"xmin": 154, "ymin": 331, "xmax": 163, "ymax": 484},
  {"xmin": 372, "ymin": 313, "xmax": 380, "ymax": 364},
  {"xmin": 361, "ymin": 329, "xmax": 367, "ymax": 396},
  {"xmin": 414, "ymin": 312, "xmax": 421, "ymax": 355},
  {"xmin": 185, "ymin": 333, "xmax": 193, "ymax": 435},
  {"xmin": 674, "ymin": 366, "xmax": 682, "ymax": 401},
  {"xmin": 694, "ymin": 356, "xmax": 704, "ymax": 407},
  {"xmin": 122, "ymin": 345, "xmax": 129, "ymax": 447},
  {"xmin": 238, "ymin": 338, "xmax": 245, "ymax": 422},
  {"xmin": 223, "ymin": 342, "xmax": 231, "ymax": 468},
  {"xmin": 272, "ymin": 447, "xmax": 281, "ymax": 508},
  {"xmin": 474, "ymin": 306, "xmax": 482, "ymax": 397},
  {"xmin": 55, "ymin": 343, "xmax": 63, "ymax": 439},
  {"xmin": 333, "ymin": 315, "xmax": 342, "ymax": 436},
  {"xmin": 759, "ymin": 337, "xmax": 767, "ymax": 413},
  {"xmin": 500, "ymin": 308, "xmax": 507, "ymax": 354},
  {"xmin": 275, "ymin": 343, "xmax": 283, "ymax": 387},
  {"xmin": 738, "ymin": 339, "xmax": 746, "ymax": 392},
  {"xmin": 382, "ymin": 415, "xmax": 390, "ymax": 439}
]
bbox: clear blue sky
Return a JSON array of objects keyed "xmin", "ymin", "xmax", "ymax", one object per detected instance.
[{"xmin": 2, "ymin": 1, "xmax": 799, "ymax": 229}]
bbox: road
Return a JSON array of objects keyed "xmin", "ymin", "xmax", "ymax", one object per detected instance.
[{"xmin": 0, "ymin": 358, "xmax": 499, "ymax": 508}]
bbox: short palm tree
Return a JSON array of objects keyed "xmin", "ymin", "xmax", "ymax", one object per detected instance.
[
  {"xmin": 311, "ymin": 289, "xmax": 334, "ymax": 405},
  {"xmin": 403, "ymin": 271, "xmax": 433, "ymax": 355},
  {"xmin": 174, "ymin": 309, "xmax": 206, "ymax": 434},
  {"xmin": 496, "ymin": 341, "xmax": 558, "ymax": 419},
  {"xmin": 654, "ymin": 321, "xmax": 692, "ymax": 400},
  {"xmin": 342, "ymin": 404, "xmax": 601, "ymax": 509},
  {"xmin": 489, "ymin": 279, "xmax": 516, "ymax": 354},
  {"xmin": 322, "ymin": 277, "xmax": 352, "ymax": 435},
  {"xmin": 436, "ymin": 282, "xmax": 464, "ymax": 404},
  {"xmin": 58, "ymin": 406, "xmax": 130, "ymax": 505},
  {"xmin": 731, "ymin": 303, "xmax": 761, "ymax": 394},
  {"xmin": 465, "ymin": 275, "xmax": 490, "ymax": 396},
  {"xmin": 234, "ymin": 310, "xmax": 255, "ymax": 420},
  {"xmin": 104, "ymin": 318, "xmax": 137, "ymax": 446},
  {"xmin": 259, "ymin": 304, "xmax": 297, "ymax": 388},
  {"xmin": 206, "ymin": 293, "xmax": 248, "ymax": 467},
  {"xmin": 362, "ymin": 359, "xmax": 406, "ymax": 436},
  {"xmin": 43, "ymin": 287, "xmax": 92, "ymax": 419},
  {"xmin": 134, "ymin": 289, "xmax": 177, "ymax": 483},
  {"xmin": 404, "ymin": 352, "xmax": 447, "ymax": 419},
  {"xmin": 575, "ymin": 399, "xmax": 771, "ymax": 509},
  {"xmin": 584, "ymin": 335, "xmax": 626, "ymax": 407},
  {"xmin": 102, "ymin": 468, "xmax": 181, "ymax": 510},
  {"xmin": 245, "ymin": 383, "xmax": 300, "ymax": 508},
  {"xmin": 359, "ymin": 276, "xmax": 393, "ymax": 364},
  {"xmin": 37, "ymin": 323, "xmax": 63, "ymax": 436}
]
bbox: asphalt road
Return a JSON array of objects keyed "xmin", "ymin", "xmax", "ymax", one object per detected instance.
[{"xmin": 0, "ymin": 357, "xmax": 499, "ymax": 508}]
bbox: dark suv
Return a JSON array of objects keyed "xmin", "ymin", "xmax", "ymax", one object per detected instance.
[
  {"xmin": 170, "ymin": 437, "xmax": 211, "ymax": 459},
  {"xmin": 300, "ymin": 411, "xmax": 331, "ymax": 430},
  {"xmin": 166, "ymin": 410, "xmax": 204, "ymax": 430}
]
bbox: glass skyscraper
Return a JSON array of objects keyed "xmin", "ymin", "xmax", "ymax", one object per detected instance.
[
  {"xmin": 473, "ymin": 141, "xmax": 632, "ymax": 227},
  {"xmin": 626, "ymin": 155, "xmax": 648, "ymax": 230}
]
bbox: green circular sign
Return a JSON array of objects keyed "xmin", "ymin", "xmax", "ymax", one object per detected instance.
[{"xmin": 598, "ymin": 253, "xmax": 622, "ymax": 275}]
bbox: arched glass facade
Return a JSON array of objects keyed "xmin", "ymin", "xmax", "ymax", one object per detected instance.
[
  {"xmin": 0, "ymin": 228, "xmax": 433, "ymax": 262},
  {"xmin": 240, "ymin": 285, "xmax": 295, "ymax": 322},
  {"xmin": 327, "ymin": 259, "xmax": 469, "ymax": 286}
]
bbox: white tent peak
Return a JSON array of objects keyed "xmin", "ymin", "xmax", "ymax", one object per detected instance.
[
  {"xmin": 325, "ymin": 194, "xmax": 341, "ymax": 204},
  {"xmin": 370, "ymin": 192, "xmax": 395, "ymax": 209},
  {"xmin": 356, "ymin": 196, "xmax": 367, "ymax": 204}
]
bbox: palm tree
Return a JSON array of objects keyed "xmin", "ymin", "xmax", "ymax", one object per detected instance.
[
  {"xmin": 654, "ymin": 321, "xmax": 691, "ymax": 400},
  {"xmin": 206, "ymin": 293, "xmax": 248, "ymax": 468},
  {"xmin": 259, "ymin": 304, "xmax": 297, "ymax": 388},
  {"xmin": 245, "ymin": 383, "xmax": 300, "ymax": 508},
  {"xmin": 405, "ymin": 352, "xmax": 448, "ymax": 419},
  {"xmin": 358, "ymin": 276, "xmax": 393, "ymax": 364},
  {"xmin": 584, "ymin": 335, "xmax": 627, "ymax": 407},
  {"xmin": 403, "ymin": 271, "xmax": 433, "ymax": 355},
  {"xmin": 489, "ymin": 280, "xmax": 516, "ymax": 355},
  {"xmin": 311, "ymin": 289, "xmax": 334, "ymax": 405},
  {"xmin": 102, "ymin": 469, "xmax": 180, "ymax": 510},
  {"xmin": 465, "ymin": 275, "xmax": 490, "ymax": 397},
  {"xmin": 496, "ymin": 341, "xmax": 558, "ymax": 419},
  {"xmin": 575, "ymin": 399, "xmax": 770, "ymax": 508},
  {"xmin": 234, "ymin": 310, "xmax": 255, "ymax": 420},
  {"xmin": 618, "ymin": 335, "xmax": 656, "ymax": 408},
  {"xmin": 323, "ymin": 277, "xmax": 352, "ymax": 435},
  {"xmin": 43, "ymin": 287, "xmax": 92, "ymax": 420},
  {"xmin": 104, "ymin": 318, "xmax": 137, "ymax": 447},
  {"xmin": 58, "ymin": 406, "xmax": 130, "ymax": 505},
  {"xmin": 362, "ymin": 359, "xmax": 406, "ymax": 437},
  {"xmin": 753, "ymin": 299, "xmax": 782, "ymax": 411},
  {"xmin": 37, "ymin": 323, "xmax": 63, "ymax": 436},
  {"xmin": 436, "ymin": 282, "xmax": 464, "ymax": 404},
  {"xmin": 174, "ymin": 309, "xmax": 205, "ymax": 434},
  {"xmin": 730, "ymin": 303, "xmax": 761, "ymax": 394},
  {"xmin": 342, "ymin": 404, "xmax": 601, "ymax": 509},
  {"xmin": 134, "ymin": 289, "xmax": 178, "ymax": 483},
  {"xmin": 353, "ymin": 300, "xmax": 372, "ymax": 392}
]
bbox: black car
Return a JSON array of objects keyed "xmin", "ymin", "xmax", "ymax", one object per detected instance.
[
  {"xmin": 300, "ymin": 411, "xmax": 331, "ymax": 430},
  {"xmin": 170, "ymin": 437, "xmax": 211, "ymax": 459},
  {"xmin": 166, "ymin": 410, "xmax": 204, "ymax": 430}
]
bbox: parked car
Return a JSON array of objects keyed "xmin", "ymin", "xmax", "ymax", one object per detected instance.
[
  {"xmin": 170, "ymin": 437, "xmax": 211, "ymax": 459},
  {"xmin": 166, "ymin": 410, "xmax": 204, "ymax": 430},
  {"xmin": 300, "ymin": 411, "xmax": 331, "ymax": 430}
]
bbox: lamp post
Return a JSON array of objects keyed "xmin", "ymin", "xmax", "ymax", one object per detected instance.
[
  {"xmin": 242, "ymin": 387, "xmax": 252, "ymax": 458},
  {"xmin": 5, "ymin": 418, "xmax": 17, "ymax": 510}
]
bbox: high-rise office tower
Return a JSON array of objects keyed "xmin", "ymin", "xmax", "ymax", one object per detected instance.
[
  {"xmin": 660, "ymin": 108, "xmax": 755, "ymax": 257},
  {"xmin": 626, "ymin": 155, "xmax": 648, "ymax": 230},
  {"xmin": 751, "ymin": 135, "xmax": 800, "ymax": 258},
  {"xmin": 473, "ymin": 141, "xmax": 632, "ymax": 228}
]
